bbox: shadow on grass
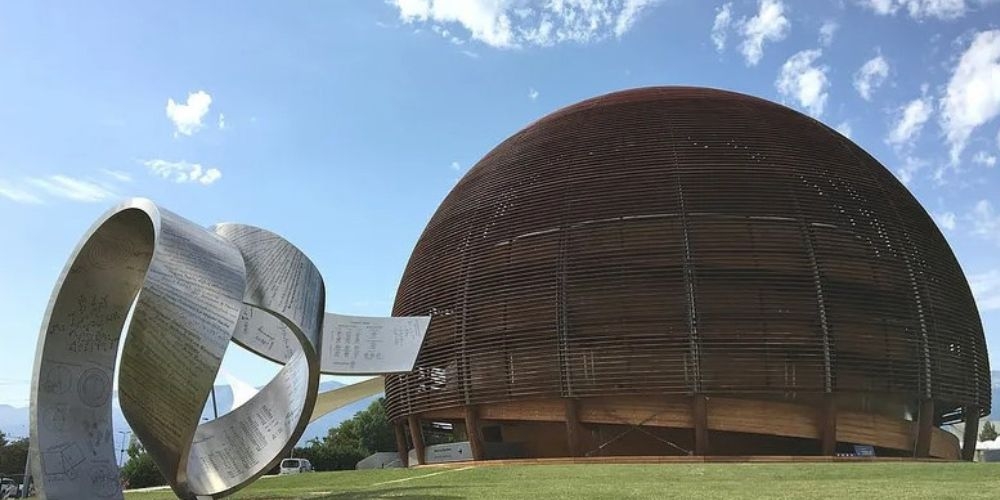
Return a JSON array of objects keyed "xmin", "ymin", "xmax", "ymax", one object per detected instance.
[{"xmin": 316, "ymin": 485, "xmax": 466, "ymax": 500}]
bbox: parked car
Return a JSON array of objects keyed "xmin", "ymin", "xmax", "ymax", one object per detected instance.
[
  {"xmin": 0, "ymin": 477, "xmax": 18, "ymax": 499},
  {"xmin": 279, "ymin": 458, "xmax": 313, "ymax": 475}
]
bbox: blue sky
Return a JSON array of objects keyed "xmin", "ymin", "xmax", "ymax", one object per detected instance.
[{"xmin": 1, "ymin": 0, "xmax": 999, "ymax": 410}]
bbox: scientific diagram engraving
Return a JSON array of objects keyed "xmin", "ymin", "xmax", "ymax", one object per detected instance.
[{"xmin": 29, "ymin": 199, "xmax": 430, "ymax": 500}]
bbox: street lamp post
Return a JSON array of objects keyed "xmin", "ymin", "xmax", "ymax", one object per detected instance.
[{"xmin": 118, "ymin": 430, "xmax": 131, "ymax": 466}]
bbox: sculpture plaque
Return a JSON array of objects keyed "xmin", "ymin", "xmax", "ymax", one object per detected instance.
[{"xmin": 29, "ymin": 199, "xmax": 429, "ymax": 499}]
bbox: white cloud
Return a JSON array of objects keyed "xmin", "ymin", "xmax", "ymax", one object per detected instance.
[
  {"xmin": 856, "ymin": 0, "xmax": 968, "ymax": 19},
  {"xmin": 218, "ymin": 113, "xmax": 226, "ymax": 130},
  {"xmin": 389, "ymin": 0, "xmax": 661, "ymax": 48},
  {"xmin": 972, "ymin": 150, "xmax": 998, "ymax": 166},
  {"xmin": 836, "ymin": 121, "xmax": 853, "ymax": 138},
  {"xmin": 775, "ymin": 49, "xmax": 829, "ymax": 117},
  {"xmin": 853, "ymin": 54, "xmax": 890, "ymax": 101},
  {"xmin": 528, "ymin": 87, "xmax": 539, "ymax": 101},
  {"xmin": 739, "ymin": 0, "xmax": 790, "ymax": 66},
  {"xmin": 888, "ymin": 93, "xmax": 933, "ymax": 148},
  {"xmin": 940, "ymin": 30, "xmax": 1000, "ymax": 164},
  {"xmin": 970, "ymin": 268, "xmax": 1000, "ymax": 311},
  {"xmin": 27, "ymin": 175, "xmax": 115, "ymax": 202},
  {"xmin": 933, "ymin": 210, "xmax": 957, "ymax": 230},
  {"xmin": 0, "ymin": 180, "xmax": 43, "ymax": 204},
  {"xmin": 711, "ymin": 3, "xmax": 733, "ymax": 52},
  {"xmin": 450, "ymin": 161, "xmax": 461, "ymax": 171},
  {"xmin": 166, "ymin": 90, "xmax": 212, "ymax": 136},
  {"xmin": 143, "ymin": 159, "xmax": 222, "ymax": 185},
  {"xmin": 100, "ymin": 169, "xmax": 132, "ymax": 183},
  {"xmin": 969, "ymin": 199, "xmax": 1000, "ymax": 243},
  {"xmin": 819, "ymin": 20, "xmax": 838, "ymax": 46},
  {"xmin": 895, "ymin": 155, "xmax": 927, "ymax": 184},
  {"xmin": 614, "ymin": 0, "xmax": 658, "ymax": 37}
]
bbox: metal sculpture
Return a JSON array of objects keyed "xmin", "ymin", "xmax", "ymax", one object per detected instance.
[{"xmin": 30, "ymin": 198, "xmax": 428, "ymax": 499}]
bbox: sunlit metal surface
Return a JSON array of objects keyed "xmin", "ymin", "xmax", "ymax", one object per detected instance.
[{"xmin": 30, "ymin": 199, "xmax": 428, "ymax": 499}]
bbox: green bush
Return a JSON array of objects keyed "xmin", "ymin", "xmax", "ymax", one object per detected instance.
[{"xmin": 119, "ymin": 444, "xmax": 165, "ymax": 489}]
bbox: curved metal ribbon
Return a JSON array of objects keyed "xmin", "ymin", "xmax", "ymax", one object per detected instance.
[{"xmin": 29, "ymin": 200, "xmax": 324, "ymax": 499}]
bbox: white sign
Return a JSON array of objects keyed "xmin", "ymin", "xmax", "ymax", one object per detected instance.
[{"xmin": 320, "ymin": 313, "xmax": 429, "ymax": 375}]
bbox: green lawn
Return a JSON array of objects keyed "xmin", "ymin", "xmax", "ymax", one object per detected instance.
[{"xmin": 124, "ymin": 462, "xmax": 1000, "ymax": 499}]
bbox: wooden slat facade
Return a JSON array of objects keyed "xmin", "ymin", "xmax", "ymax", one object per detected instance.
[{"xmin": 385, "ymin": 87, "xmax": 989, "ymax": 460}]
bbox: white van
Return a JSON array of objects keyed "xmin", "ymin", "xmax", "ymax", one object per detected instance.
[{"xmin": 279, "ymin": 458, "xmax": 313, "ymax": 475}]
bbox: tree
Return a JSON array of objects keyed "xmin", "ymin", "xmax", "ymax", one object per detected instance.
[
  {"xmin": 293, "ymin": 443, "xmax": 366, "ymax": 472},
  {"xmin": 980, "ymin": 420, "xmax": 998, "ymax": 442},
  {"xmin": 0, "ymin": 435, "xmax": 28, "ymax": 477},
  {"xmin": 284, "ymin": 398, "xmax": 398, "ymax": 472},
  {"xmin": 119, "ymin": 443, "xmax": 165, "ymax": 489},
  {"xmin": 323, "ymin": 398, "xmax": 396, "ymax": 455}
]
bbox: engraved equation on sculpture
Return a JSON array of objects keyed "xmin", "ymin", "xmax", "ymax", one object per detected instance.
[{"xmin": 29, "ymin": 199, "xmax": 429, "ymax": 500}]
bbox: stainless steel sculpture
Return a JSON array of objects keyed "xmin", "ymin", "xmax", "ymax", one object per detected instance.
[{"xmin": 29, "ymin": 199, "xmax": 428, "ymax": 499}]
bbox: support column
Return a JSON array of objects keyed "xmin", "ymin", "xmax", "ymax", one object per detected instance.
[
  {"xmin": 565, "ymin": 398, "xmax": 584, "ymax": 457},
  {"xmin": 464, "ymin": 405, "xmax": 484, "ymax": 461},
  {"xmin": 692, "ymin": 394, "xmax": 709, "ymax": 456},
  {"xmin": 962, "ymin": 405, "xmax": 980, "ymax": 462},
  {"xmin": 394, "ymin": 421, "xmax": 409, "ymax": 467},
  {"xmin": 408, "ymin": 415, "xmax": 426, "ymax": 465},
  {"xmin": 914, "ymin": 399, "xmax": 934, "ymax": 458},
  {"xmin": 821, "ymin": 394, "xmax": 837, "ymax": 456}
]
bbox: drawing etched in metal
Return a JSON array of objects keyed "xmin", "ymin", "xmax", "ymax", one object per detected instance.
[{"xmin": 30, "ymin": 199, "xmax": 429, "ymax": 499}]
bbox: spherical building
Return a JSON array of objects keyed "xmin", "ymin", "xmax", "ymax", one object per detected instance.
[{"xmin": 386, "ymin": 87, "xmax": 989, "ymax": 462}]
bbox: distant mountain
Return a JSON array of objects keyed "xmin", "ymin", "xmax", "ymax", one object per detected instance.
[{"xmin": 0, "ymin": 380, "xmax": 377, "ymax": 457}]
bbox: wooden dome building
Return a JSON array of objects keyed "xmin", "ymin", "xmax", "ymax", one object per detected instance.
[{"xmin": 385, "ymin": 87, "xmax": 989, "ymax": 463}]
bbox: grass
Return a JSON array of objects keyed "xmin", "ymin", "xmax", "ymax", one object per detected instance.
[{"xmin": 124, "ymin": 462, "xmax": 1000, "ymax": 499}]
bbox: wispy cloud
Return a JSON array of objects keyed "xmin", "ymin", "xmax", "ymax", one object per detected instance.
[
  {"xmin": 711, "ymin": 3, "xmax": 733, "ymax": 52},
  {"xmin": 775, "ymin": 49, "xmax": 829, "ymax": 117},
  {"xmin": 819, "ymin": 20, "xmax": 838, "ymax": 47},
  {"xmin": 972, "ymin": 150, "xmax": 997, "ymax": 167},
  {"xmin": 166, "ymin": 90, "xmax": 213, "ymax": 136},
  {"xmin": 739, "ymin": 0, "xmax": 790, "ymax": 66},
  {"xmin": 853, "ymin": 53, "xmax": 890, "ymax": 101},
  {"xmin": 388, "ymin": 0, "xmax": 661, "ymax": 48},
  {"xmin": 940, "ymin": 30, "xmax": 1000, "ymax": 164},
  {"xmin": 450, "ymin": 161, "xmax": 461, "ymax": 171},
  {"xmin": 26, "ymin": 175, "xmax": 115, "ymax": 202},
  {"xmin": 528, "ymin": 87, "xmax": 539, "ymax": 101},
  {"xmin": 835, "ymin": 121, "xmax": 853, "ymax": 138},
  {"xmin": 933, "ymin": 211, "xmax": 957, "ymax": 231},
  {"xmin": 100, "ymin": 169, "xmax": 132, "ymax": 183},
  {"xmin": 969, "ymin": 268, "xmax": 1000, "ymax": 311},
  {"xmin": 143, "ymin": 159, "xmax": 222, "ymax": 185},
  {"xmin": 969, "ymin": 199, "xmax": 1000, "ymax": 245},
  {"xmin": 895, "ymin": 155, "xmax": 927, "ymax": 185},
  {"xmin": 218, "ymin": 113, "xmax": 226, "ymax": 130},
  {"xmin": 0, "ymin": 179, "xmax": 44, "ymax": 204},
  {"xmin": 856, "ymin": 0, "xmax": 969, "ymax": 20},
  {"xmin": 887, "ymin": 89, "xmax": 933, "ymax": 149},
  {"xmin": 0, "ymin": 173, "xmax": 116, "ymax": 204}
]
